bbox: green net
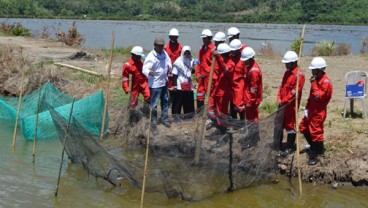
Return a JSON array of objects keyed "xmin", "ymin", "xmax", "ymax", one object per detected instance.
[{"xmin": 0, "ymin": 82, "xmax": 108, "ymax": 140}]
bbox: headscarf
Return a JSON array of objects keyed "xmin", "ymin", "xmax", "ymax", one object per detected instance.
[{"xmin": 173, "ymin": 46, "xmax": 192, "ymax": 78}]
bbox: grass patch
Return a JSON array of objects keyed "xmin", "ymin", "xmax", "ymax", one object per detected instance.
[
  {"xmin": 0, "ymin": 22, "xmax": 30, "ymax": 36},
  {"xmin": 259, "ymin": 100, "xmax": 278, "ymax": 114},
  {"xmin": 312, "ymin": 40, "xmax": 335, "ymax": 56}
]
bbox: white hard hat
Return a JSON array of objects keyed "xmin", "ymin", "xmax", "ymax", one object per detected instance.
[
  {"xmin": 282, "ymin": 51, "xmax": 298, "ymax": 63},
  {"xmin": 217, "ymin": 43, "xmax": 231, "ymax": 54},
  {"xmin": 169, "ymin": 28, "xmax": 179, "ymax": 36},
  {"xmin": 240, "ymin": 47, "xmax": 256, "ymax": 61},
  {"xmin": 213, "ymin": 32, "xmax": 226, "ymax": 42},
  {"xmin": 200, "ymin": 29, "xmax": 213, "ymax": 38},
  {"xmin": 227, "ymin": 27, "xmax": 240, "ymax": 38},
  {"xmin": 131, "ymin": 46, "xmax": 144, "ymax": 56},
  {"xmin": 229, "ymin": 39, "xmax": 242, "ymax": 51},
  {"xmin": 309, "ymin": 57, "xmax": 327, "ymax": 70}
]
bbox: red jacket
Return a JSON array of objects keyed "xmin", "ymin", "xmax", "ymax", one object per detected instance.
[
  {"xmin": 277, "ymin": 66, "xmax": 305, "ymax": 106},
  {"xmin": 196, "ymin": 42, "xmax": 215, "ymax": 77},
  {"xmin": 306, "ymin": 73, "xmax": 333, "ymax": 113},
  {"xmin": 122, "ymin": 58, "xmax": 148, "ymax": 93},
  {"xmin": 244, "ymin": 61, "xmax": 263, "ymax": 107},
  {"xmin": 165, "ymin": 42, "xmax": 182, "ymax": 63},
  {"xmin": 213, "ymin": 56, "xmax": 235, "ymax": 97}
]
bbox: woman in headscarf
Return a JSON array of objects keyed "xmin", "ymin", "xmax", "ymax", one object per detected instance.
[{"xmin": 171, "ymin": 46, "xmax": 195, "ymax": 122}]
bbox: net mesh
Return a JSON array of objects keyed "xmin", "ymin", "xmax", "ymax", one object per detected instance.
[
  {"xmin": 0, "ymin": 82, "xmax": 108, "ymax": 140},
  {"xmin": 48, "ymin": 94, "xmax": 286, "ymax": 202}
]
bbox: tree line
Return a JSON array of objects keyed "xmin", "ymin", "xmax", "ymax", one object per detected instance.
[{"xmin": 0, "ymin": 0, "xmax": 367, "ymax": 24}]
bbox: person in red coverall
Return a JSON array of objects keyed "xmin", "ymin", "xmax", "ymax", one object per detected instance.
[
  {"xmin": 121, "ymin": 46, "xmax": 150, "ymax": 111},
  {"xmin": 229, "ymin": 39, "xmax": 246, "ymax": 121},
  {"xmin": 209, "ymin": 43, "xmax": 235, "ymax": 134},
  {"xmin": 299, "ymin": 57, "xmax": 332, "ymax": 165},
  {"xmin": 165, "ymin": 28, "xmax": 182, "ymax": 110},
  {"xmin": 278, "ymin": 51, "xmax": 306, "ymax": 157},
  {"xmin": 196, "ymin": 29, "xmax": 215, "ymax": 109},
  {"xmin": 241, "ymin": 47, "xmax": 263, "ymax": 122}
]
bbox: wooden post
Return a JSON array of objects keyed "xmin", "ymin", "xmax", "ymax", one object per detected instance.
[
  {"xmin": 194, "ymin": 56, "xmax": 216, "ymax": 165},
  {"xmin": 140, "ymin": 108, "xmax": 152, "ymax": 208},
  {"xmin": 12, "ymin": 65, "xmax": 26, "ymax": 150},
  {"xmin": 54, "ymin": 98, "xmax": 76, "ymax": 197},
  {"xmin": 295, "ymin": 24, "xmax": 306, "ymax": 195},
  {"xmin": 100, "ymin": 31, "xmax": 115, "ymax": 141},
  {"xmin": 32, "ymin": 81, "xmax": 42, "ymax": 163}
]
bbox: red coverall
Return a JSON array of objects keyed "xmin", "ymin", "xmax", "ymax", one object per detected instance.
[
  {"xmin": 122, "ymin": 58, "xmax": 150, "ymax": 110},
  {"xmin": 195, "ymin": 42, "xmax": 215, "ymax": 102},
  {"xmin": 277, "ymin": 66, "xmax": 305, "ymax": 131},
  {"xmin": 165, "ymin": 42, "xmax": 182, "ymax": 89},
  {"xmin": 231, "ymin": 54, "xmax": 245, "ymax": 112},
  {"xmin": 211, "ymin": 56, "xmax": 234, "ymax": 125},
  {"xmin": 299, "ymin": 73, "xmax": 333, "ymax": 142},
  {"xmin": 243, "ymin": 61, "xmax": 263, "ymax": 122}
]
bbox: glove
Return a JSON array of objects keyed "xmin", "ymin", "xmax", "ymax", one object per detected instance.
[{"xmin": 304, "ymin": 109, "xmax": 309, "ymax": 118}]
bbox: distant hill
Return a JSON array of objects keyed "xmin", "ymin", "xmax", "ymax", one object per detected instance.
[{"xmin": 1, "ymin": 0, "xmax": 367, "ymax": 24}]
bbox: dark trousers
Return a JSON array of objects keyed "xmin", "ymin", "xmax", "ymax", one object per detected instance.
[
  {"xmin": 230, "ymin": 102, "xmax": 245, "ymax": 120},
  {"xmin": 172, "ymin": 90, "xmax": 195, "ymax": 117}
]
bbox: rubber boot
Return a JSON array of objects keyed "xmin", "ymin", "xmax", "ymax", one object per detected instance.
[
  {"xmin": 197, "ymin": 100, "xmax": 204, "ymax": 109},
  {"xmin": 308, "ymin": 141, "xmax": 321, "ymax": 165},
  {"xmin": 299, "ymin": 133, "xmax": 312, "ymax": 154},
  {"xmin": 281, "ymin": 133, "xmax": 296, "ymax": 157}
]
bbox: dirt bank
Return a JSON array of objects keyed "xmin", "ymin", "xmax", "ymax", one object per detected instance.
[{"xmin": 0, "ymin": 36, "xmax": 367, "ymax": 187}]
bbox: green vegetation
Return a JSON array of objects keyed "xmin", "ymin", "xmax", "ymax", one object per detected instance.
[
  {"xmin": 0, "ymin": 0, "xmax": 367, "ymax": 24},
  {"xmin": 311, "ymin": 40, "xmax": 352, "ymax": 56},
  {"xmin": 0, "ymin": 22, "xmax": 30, "ymax": 36}
]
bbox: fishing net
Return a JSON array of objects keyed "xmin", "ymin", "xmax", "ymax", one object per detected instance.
[
  {"xmin": 0, "ymin": 82, "xmax": 108, "ymax": 140},
  {"xmin": 48, "ymin": 91, "xmax": 286, "ymax": 202}
]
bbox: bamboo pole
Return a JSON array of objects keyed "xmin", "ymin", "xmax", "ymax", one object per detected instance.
[
  {"xmin": 54, "ymin": 63, "xmax": 104, "ymax": 77},
  {"xmin": 12, "ymin": 65, "xmax": 26, "ymax": 150},
  {"xmin": 32, "ymin": 81, "xmax": 42, "ymax": 163},
  {"xmin": 55, "ymin": 98, "xmax": 76, "ymax": 197},
  {"xmin": 194, "ymin": 56, "xmax": 216, "ymax": 165},
  {"xmin": 295, "ymin": 24, "xmax": 306, "ymax": 195},
  {"xmin": 100, "ymin": 31, "xmax": 115, "ymax": 141},
  {"xmin": 140, "ymin": 108, "xmax": 152, "ymax": 208}
]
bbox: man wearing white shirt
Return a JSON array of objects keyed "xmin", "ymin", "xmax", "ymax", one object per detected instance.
[{"xmin": 143, "ymin": 37, "xmax": 172, "ymax": 131}]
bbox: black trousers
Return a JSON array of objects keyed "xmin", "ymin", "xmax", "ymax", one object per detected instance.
[{"xmin": 172, "ymin": 90, "xmax": 195, "ymax": 116}]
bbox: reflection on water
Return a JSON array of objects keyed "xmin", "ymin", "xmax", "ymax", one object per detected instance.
[
  {"xmin": 0, "ymin": 119, "xmax": 367, "ymax": 207},
  {"xmin": 1, "ymin": 18, "xmax": 367, "ymax": 55}
]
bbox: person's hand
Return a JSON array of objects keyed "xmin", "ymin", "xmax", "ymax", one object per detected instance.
[
  {"xmin": 310, "ymin": 75, "xmax": 316, "ymax": 82},
  {"xmin": 125, "ymin": 91, "xmax": 129, "ymax": 94},
  {"xmin": 304, "ymin": 109, "xmax": 309, "ymax": 118},
  {"xmin": 149, "ymin": 70, "xmax": 155, "ymax": 76},
  {"xmin": 238, "ymin": 105, "xmax": 245, "ymax": 112},
  {"xmin": 212, "ymin": 50, "xmax": 219, "ymax": 57}
]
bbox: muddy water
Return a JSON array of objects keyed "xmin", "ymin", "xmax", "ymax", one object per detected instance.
[
  {"xmin": 1, "ymin": 18, "xmax": 368, "ymax": 55},
  {"xmin": 0, "ymin": 119, "xmax": 367, "ymax": 207}
]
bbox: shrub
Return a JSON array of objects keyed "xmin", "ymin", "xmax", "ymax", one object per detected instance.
[
  {"xmin": 55, "ymin": 21, "xmax": 85, "ymax": 47},
  {"xmin": 312, "ymin": 40, "xmax": 334, "ymax": 56},
  {"xmin": 0, "ymin": 22, "xmax": 30, "ymax": 36},
  {"xmin": 360, "ymin": 37, "xmax": 368, "ymax": 54},
  {"xmin": 290, "ymin": 38, "xmax": 302, "ymax": 55},
  {"xmin": 259, "ymin": 101, "xmax": 278, "ymax": 114},
  {"xmin": 335, "ymin": 43, "xmax": 351, "ymax": 56},
  {"xmin": 259, "ymin": 42, "xmax": 275, "ymax": 57}
]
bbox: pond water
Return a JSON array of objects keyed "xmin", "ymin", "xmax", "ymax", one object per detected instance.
[
  {"xmin": 1, "ymin": 18, "xmax": 368, "ymax": 55},
  {"xmin": 0, "ymin": 119, "xmax": 367, "ymax": 207}
]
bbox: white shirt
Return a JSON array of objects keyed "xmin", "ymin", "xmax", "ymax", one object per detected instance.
[{"xmin": 142, "ymin": 49, "xmax": 172, "ymax": 88}]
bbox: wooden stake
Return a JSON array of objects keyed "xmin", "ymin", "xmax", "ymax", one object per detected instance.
[
  {"xmin": 32, "ymin": 81, "xmax": 42, "ymax": 163},
  {"xmin": 54, "ymin": 63, "xmax": 104, "ymax": 77},
  {"xmin": 194, "ymin": 56, "xmax": 216, "ymax": 165},
  {"xmin": 55, "ymin": 98, "xmax": 76, "ymax": 197},
  {"xmin": 12, "ymin": 64, "xmax": 26, "ymax": 150},
  {"xmin": 140, "ymin": 108, "xmax": 152, "ymax": 208},
  {"xmin": 100, "ymin": 31, "xmax": 115, "ymax": 141},
  {"xmin": 295, "ymin": 24, "xmax": 306, "ymax": 195}
]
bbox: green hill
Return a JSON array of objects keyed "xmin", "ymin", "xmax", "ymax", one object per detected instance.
[{"xmin": 1, "ymin": 0, "xmax": 367, "ymax": 24}]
